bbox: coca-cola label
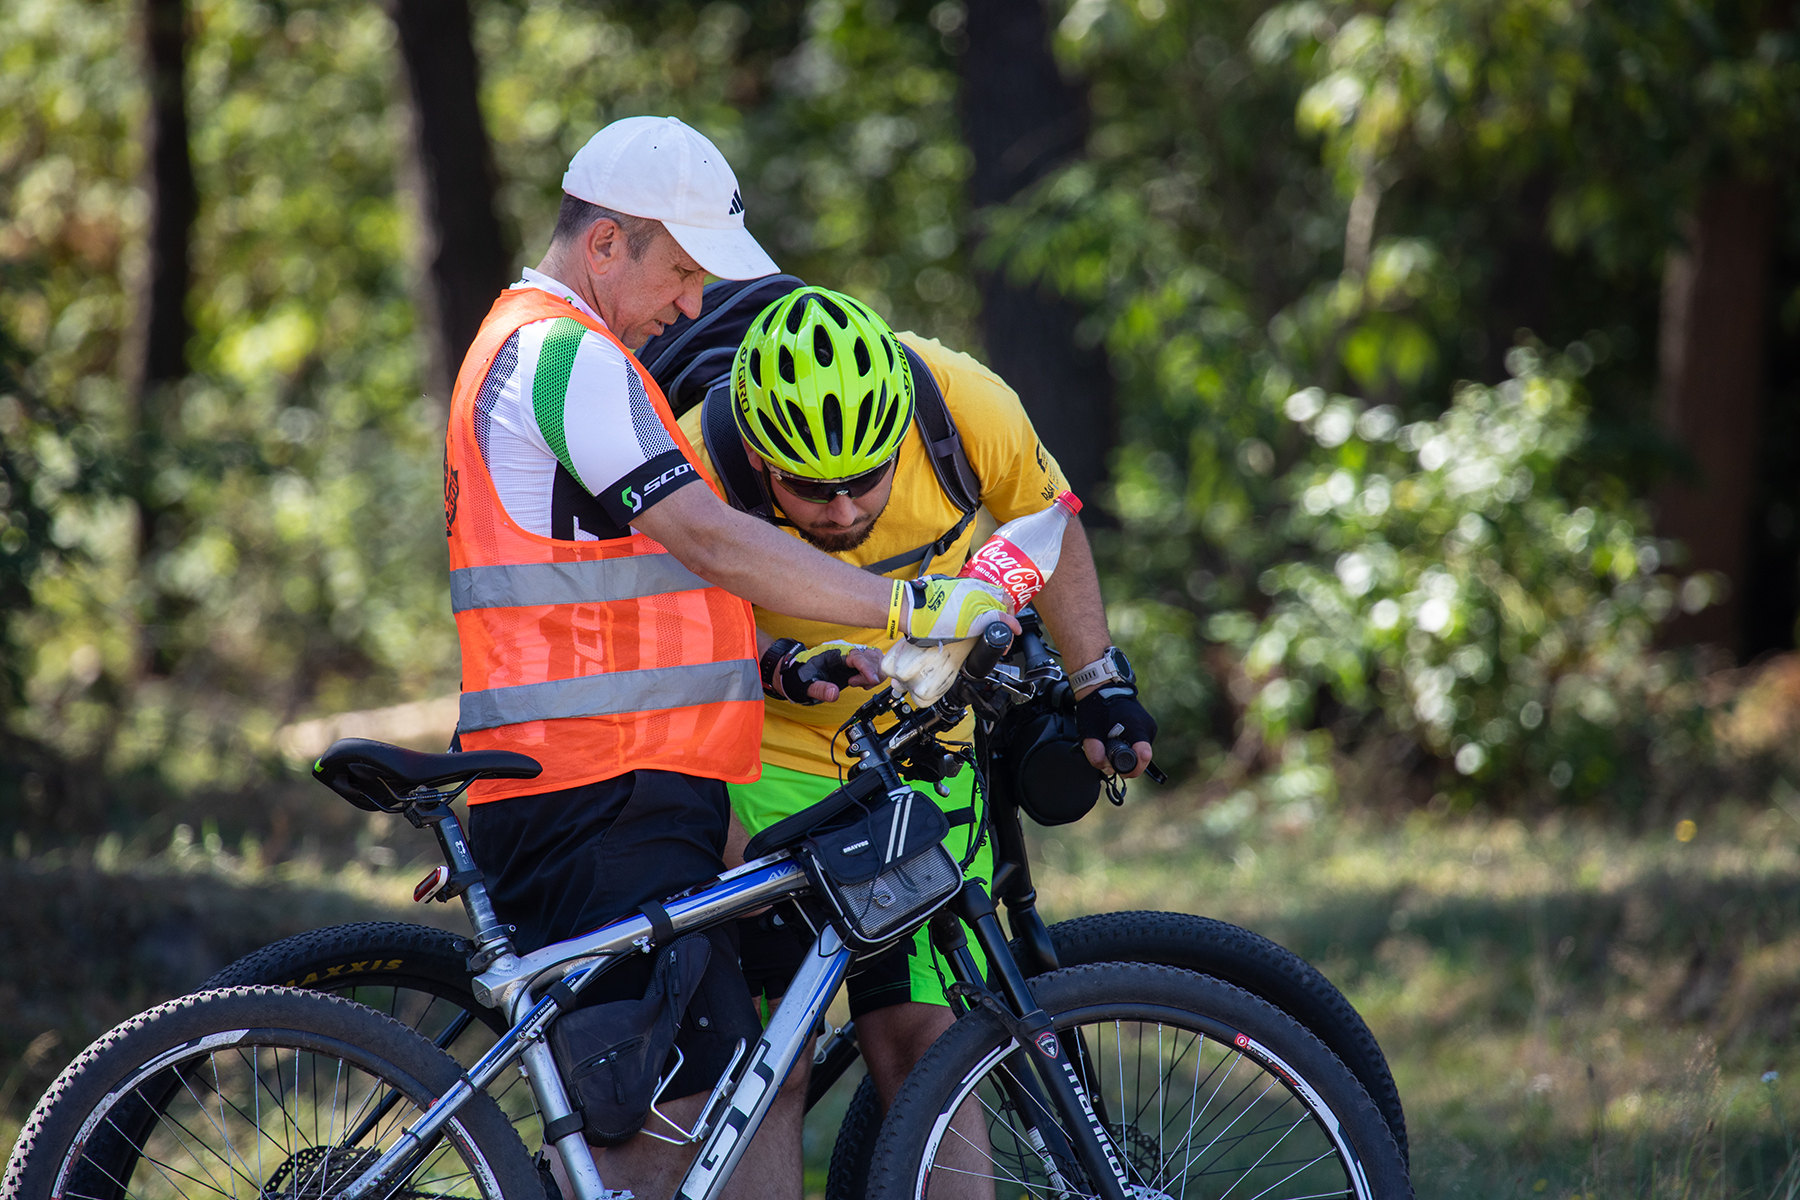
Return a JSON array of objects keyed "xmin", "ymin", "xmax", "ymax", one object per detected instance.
[{"xmin": 962, "ymin": 535, "xmax": 1043, "ymax": 610}]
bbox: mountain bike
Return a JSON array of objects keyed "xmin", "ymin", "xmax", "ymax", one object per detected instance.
[
  {"xmin": 190, "ymin": 610, "xmax": 1408, "ymax": 1197},
  {"xmin": 4, "ymin": 625, "xmax": 1411, "ymax": 1200}
]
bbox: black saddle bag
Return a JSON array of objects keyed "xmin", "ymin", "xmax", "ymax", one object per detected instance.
[
  {"xmin": 798, "ymin": 789, "xmax": 963, "ymax": 954},
  {"xmin": 548, "ymin": 933, "xmax": 712, "ymax": 1146}
]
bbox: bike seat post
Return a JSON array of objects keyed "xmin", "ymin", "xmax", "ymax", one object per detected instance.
[{"xmin": 419, "ymin": 802, "xmax": 515, "ymax": 962}]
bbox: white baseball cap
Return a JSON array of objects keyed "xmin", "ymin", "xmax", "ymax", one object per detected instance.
[{"xmin": 562, "ymin": 116, "xmax": 778, "ymax": 281}]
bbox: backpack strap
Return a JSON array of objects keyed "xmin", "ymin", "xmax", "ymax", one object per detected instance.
[
  {"xmin": 902, "ymin": 344, "xmax": 982, "ymax": 517},
  {"xmin": 859, "ymin": 344, "xmax": 983, "ymax": 577},
  {"xmin": 699, "ymin": 377, "xmax": 779, "ymax": 522}
]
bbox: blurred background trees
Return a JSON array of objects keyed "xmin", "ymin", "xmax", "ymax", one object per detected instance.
[{"xmin": 2, "ymin": 0, "xmax": 1798, "ymax": 841}]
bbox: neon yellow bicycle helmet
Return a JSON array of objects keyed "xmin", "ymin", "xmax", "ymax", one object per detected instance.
[{"xmin": 731, "ymin": 286, "xmax": 914, "ymax": 479}]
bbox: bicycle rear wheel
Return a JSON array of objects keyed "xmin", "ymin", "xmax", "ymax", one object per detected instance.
[
  {"xmin": 865, "ymin": 963, "xmax": 1410, "ymax": 1200},
  {"xmin": 201, "ymin": 922, "xmax": 541, "ymax": 1146},
  {"xmin": 2, "ymin": 986, "xmax": 539, "ymax": 1200}
]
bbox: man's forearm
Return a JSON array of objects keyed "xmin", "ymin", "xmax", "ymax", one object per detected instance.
[
  {"xmin": 636, "ymin": 483, "xmax": 895, "ymax": 626},
  {"xmin": 1031, "ymin": 518, "xmax": 1114, "ymax": 690}
]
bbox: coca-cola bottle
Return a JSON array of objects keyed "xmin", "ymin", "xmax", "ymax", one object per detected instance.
[{"xmin": 958, "ymin": 491, "xmax": 1082, "ymax": 611}]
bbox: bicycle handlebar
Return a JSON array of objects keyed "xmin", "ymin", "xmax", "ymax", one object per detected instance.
[{"xmin": 963, "ymin": 621, "xmax": 1015, "ymax": 680}]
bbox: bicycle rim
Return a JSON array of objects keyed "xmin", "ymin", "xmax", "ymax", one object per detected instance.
[
  {"xmin": 914, "ymin": 1004, "xmax": 1374, "ymax": 1200},
  {"xmin": 55, "ymin": 1029, "xmax": 506, "ymax": 1199}
]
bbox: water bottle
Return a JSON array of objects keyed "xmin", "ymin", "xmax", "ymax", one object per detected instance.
[{"xmin": 958, "ymin": 491, "xmax": 1082, "ymax": 611}]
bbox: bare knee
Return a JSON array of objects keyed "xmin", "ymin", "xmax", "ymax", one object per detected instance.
[{"xmin": 856, "ymin": 1002, "xmax": 956, "ymax": 1110}]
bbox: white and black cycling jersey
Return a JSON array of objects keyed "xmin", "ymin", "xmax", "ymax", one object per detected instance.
[{"xmin": 471, "ymin": 268, "xmax": 702, "ymax": 542}]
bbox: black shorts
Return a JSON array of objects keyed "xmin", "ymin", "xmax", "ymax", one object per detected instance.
[
  {"xmin": 738, "ymin": 906, "xmax": 923, "ymax": 1019},
  {"xmin": 466, "ymin": 770, "xmax": 762, "ymax": 1099}
]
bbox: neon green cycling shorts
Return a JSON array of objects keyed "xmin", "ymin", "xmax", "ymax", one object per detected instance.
[{"xmin": 730, "ymin": 762, "xmax": 991, "ymax": 1012}]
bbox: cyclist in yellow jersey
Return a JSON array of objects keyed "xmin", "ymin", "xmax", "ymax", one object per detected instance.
[{"xmin": 675, "ymin": 286, "xmax": 1158, "ymax": 1131}]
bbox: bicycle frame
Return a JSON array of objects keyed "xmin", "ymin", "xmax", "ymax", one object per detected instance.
[{"xmin": 339, "ymin": 625, "xmax": 1135, "ymax": 1200}]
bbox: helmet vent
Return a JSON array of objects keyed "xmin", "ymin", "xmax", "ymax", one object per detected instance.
[
  {"xmin": 854, "ymin": 339, "xmax": 871, "ymax": 376},
  {"xmin": 872, "ymin": 385, "xmax": 902, "ymax": 452},
  {"xmin": 785, "ymin": 296, "xmax": 808, "ymax": 335},
  {"xmin": 813, "ymin": 325, "xmax": 834, "ymax": 368},
  {"xmin": 787, "ymin": 402, "xmax": 818, "ymax": 455},
  {"xmin": 823, "ymin": 394, "xmax": 843, "ymax": 456},
  {"xmin": 778, "ymin": 346, "xmax": 796, "ymax": 385},
  {"xmin": 758, "ymin": 411, "xmax": 799, "ymax": 462},
  {"xmin": 853, "ymin": 391, "xmax": 874, "ymax": 452},
  {"xmin": 882, "ymin": 337, "xmax": 896, "ymax": 369},
  {"xmin": 748, "ymin": 347, "xmax": 763, "ymax": 385},
  {"xmin": 816, "ymin": 294, "xmax": 848, "ymax": 327}
]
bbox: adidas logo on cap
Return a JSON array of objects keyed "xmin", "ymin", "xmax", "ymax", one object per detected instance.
[{"xmin": 728, "ymin": 190, "xmax": 744, "ymax": 216}]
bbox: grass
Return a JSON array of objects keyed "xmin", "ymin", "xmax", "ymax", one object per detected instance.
[
  {"xmin": 6, "ymin": 791, "xmax": 1800, "ymax": 1197},
  {"xmin": 1030, "ymin": 789, "xmax": 1800, "ymax": 1197}
]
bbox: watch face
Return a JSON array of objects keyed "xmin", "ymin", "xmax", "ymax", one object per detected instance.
[{"xmin": 1107, "ymin": 647, "xmax": 1135, "ymax": 686}]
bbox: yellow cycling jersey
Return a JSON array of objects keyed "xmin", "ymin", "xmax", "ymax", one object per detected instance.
[{"xmin": 677, "ymin": 331, "xmax": 1071, "ymax": 776}]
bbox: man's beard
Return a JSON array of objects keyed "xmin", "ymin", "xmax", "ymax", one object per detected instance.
[{"xmin": 793, "ymin": 500, "xmax": 887, "ymax": 553}]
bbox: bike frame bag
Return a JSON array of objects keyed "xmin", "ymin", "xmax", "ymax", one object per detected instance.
[
  {"xmin": 549, "ymin": 933, "xmax": 712, "ymax": 1146},
  {"xmin": 797, "ymin": 789, "xmax": 962, "ymax": 954}
]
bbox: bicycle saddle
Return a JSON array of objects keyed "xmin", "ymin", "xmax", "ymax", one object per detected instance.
[{"xmin": 313, "ymin": 737, "xmax": 542, "ymax": 811}]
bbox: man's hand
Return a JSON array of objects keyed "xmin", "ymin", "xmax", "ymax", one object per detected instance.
[
  {"xmin": 1076, "ymin": 686, "xmax": 1158, "ymax": 779},
  {"xmin": 764, "ymin": 640, "xmax": 885, "ymax": 704},
  {"xmin": 894, "ymin": 577, "xmax": 1013, "ymax": 644}
]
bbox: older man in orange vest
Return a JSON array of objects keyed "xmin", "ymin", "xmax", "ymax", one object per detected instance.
[{"xmin": 445, "ymin": 116, "xmax": 1011, "ymax": 1199}]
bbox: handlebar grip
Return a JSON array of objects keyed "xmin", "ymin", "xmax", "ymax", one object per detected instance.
[
  {"xmin": 963, "ymin": 621, "xmax": 1015, "ymax": 680},
  {"xmin": 1103, "ymin": 738, "xmax": 1138, "ymax": 776}
]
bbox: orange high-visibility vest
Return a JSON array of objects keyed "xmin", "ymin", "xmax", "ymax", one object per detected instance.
[{"xmin": 445, "ymin": 287, "xmax": 760, "ymax": 803}]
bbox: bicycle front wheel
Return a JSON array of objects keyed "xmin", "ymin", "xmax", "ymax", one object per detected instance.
[
  {"xmin": 865, "ymin": 963, "xmax": 1410, "ymax": 1200},
  {"xmin": 2, "ymin": 986, "xmax": 539, "ymax": 1200}
]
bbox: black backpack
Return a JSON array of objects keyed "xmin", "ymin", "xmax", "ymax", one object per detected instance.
[{"xmin": 638, "ymin": 277, "xmax": 983, "ymax": 577}]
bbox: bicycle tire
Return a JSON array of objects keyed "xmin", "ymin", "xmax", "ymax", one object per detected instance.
[
  {"xmin": 864, "ymin": 963, "xmax": 1411, "ymax": 1200},
  {"xmin": 1, "ymin": 986, "xmax": 540, "ymax": 1200},
  {"xmin": 200, "ymin": 922, "xmax": 541, "ymax": 1147},
  {"xmin": 202, "ymin": 920, "xmax": 505, "ymax": 1035},
  {"xmin": 824, "ymin": 909, "xmax": 1406, "ymax": 1200}
]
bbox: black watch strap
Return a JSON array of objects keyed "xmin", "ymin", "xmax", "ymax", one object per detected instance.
[{"xmin": 759, "ymin": 637, "xmax": 805, "ymax": 698}]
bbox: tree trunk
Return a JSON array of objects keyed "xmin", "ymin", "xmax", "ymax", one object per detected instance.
[
  {"xmin": 130, "ymin": 0, "xmax": 194, "ymax": 401},
  {"xmin": 1655, "ymin": 179, "xmax": 1779, "ymax": 656},
  {"xmin": 126, "ymin": 0, "xmax": 197, "ymax": 680},
  {"xmin": 958, "ymin": 0, "xmax": 1115, "ymax": 510},
  {"xmin": 386, "ymin": 0, "xmax": 512, "ymax": 408}
]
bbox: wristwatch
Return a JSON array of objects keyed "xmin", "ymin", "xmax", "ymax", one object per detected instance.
[{"xmin": 1069, "ymin": 646, "xmax": 1135, "ymax": 693}]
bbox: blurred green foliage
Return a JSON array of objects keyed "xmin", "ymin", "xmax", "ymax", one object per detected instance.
[
  {"xmin": 988, "ymin": 0, "xmax": 1800, "ymax": 806},
  {"xmin": 2, "ymin": 0, "xmax": 1797, "ymax": 829}
]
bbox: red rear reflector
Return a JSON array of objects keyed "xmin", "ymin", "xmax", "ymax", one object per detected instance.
[{"xmin": 414, "ymin": 865, "xmax": 450, "ymax": 903}]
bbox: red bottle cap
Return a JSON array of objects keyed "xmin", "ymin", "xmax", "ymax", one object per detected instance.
[{"xmin": 1055, "ymin": 491, "xmax": 1082, "ymax": 515}]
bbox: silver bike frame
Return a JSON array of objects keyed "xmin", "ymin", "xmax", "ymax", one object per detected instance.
[{"xmin": 337, "ymin": 851, "xmax": 851, "ymax": 1200}]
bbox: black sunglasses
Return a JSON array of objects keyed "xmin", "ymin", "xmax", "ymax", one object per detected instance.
[{"xmin": 766, "ymin": 456, "xmax": 896, "ymax": 504}]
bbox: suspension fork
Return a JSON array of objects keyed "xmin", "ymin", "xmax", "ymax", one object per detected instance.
[{"xmin": 943, "ymin": 882, "xmax": 1131, "ymax": 1200}]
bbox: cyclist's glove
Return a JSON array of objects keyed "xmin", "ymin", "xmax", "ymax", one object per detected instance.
[
  {"xmin": 889, "ymin": 577, "xmax": 1012, "ymax": 645},
  {"xmin": 1075, "ymin": 684, "xmax": 1159, "ymax": 763},
  {"xmin": 761, "ymin": 638, "xmax": 876, "ymax": 705}
]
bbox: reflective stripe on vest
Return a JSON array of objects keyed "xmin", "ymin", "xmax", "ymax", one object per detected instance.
[
  {"xmin": 459, "ymin": 659, "xmax": 761, "ymax": 732},
  {"xmin": 449, "ymin": 554, "xmax": 710, "ymax": 613}
]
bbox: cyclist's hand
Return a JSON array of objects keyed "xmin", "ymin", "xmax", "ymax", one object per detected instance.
[
  {"xmin": 765, "ymin": 639, "xmax": 884, "ymax": 705},
  {"xmin": 1076, "ymin": 686, "xmax": 1158, "ymax": 779},
  {"xmin": 891, "ymin": 577, "xmax": 1014, "ymax": 645},
  {"xmin": 795, "ymin": 641, "xmax": 884, "ymax": 703}
]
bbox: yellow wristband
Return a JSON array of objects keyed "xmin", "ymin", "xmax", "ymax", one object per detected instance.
[{"xmin": 887, "ymin": 579, "xmax": 906, "ymax": 641}]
